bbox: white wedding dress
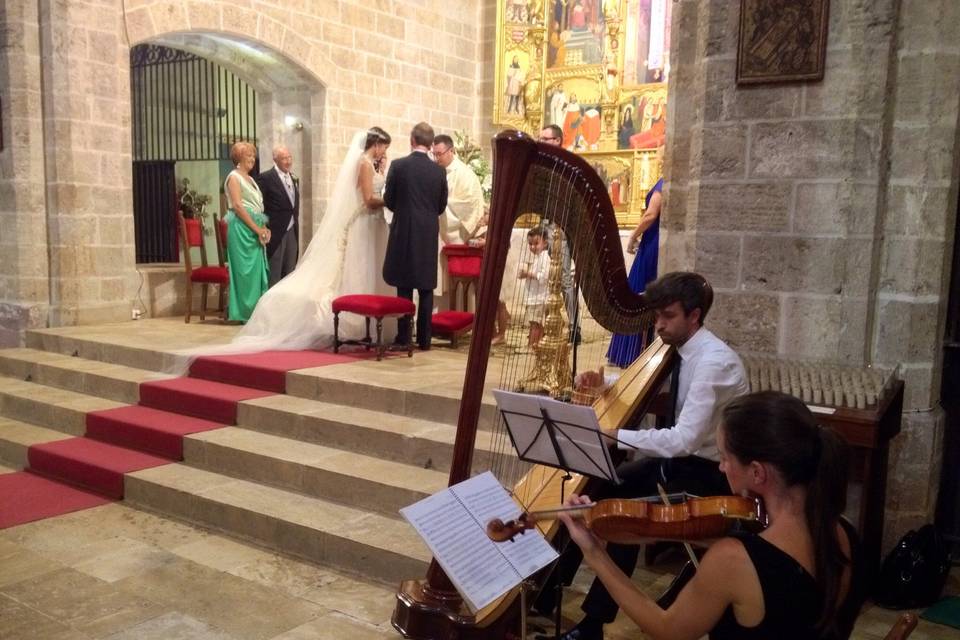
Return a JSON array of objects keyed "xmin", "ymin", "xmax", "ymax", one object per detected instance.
[{"xmin": 171, "ymin": 131, "xmax": 391, "ymax": 368}]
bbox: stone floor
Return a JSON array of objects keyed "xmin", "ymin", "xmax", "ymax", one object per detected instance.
[
  {"xmin": 2, "ymin": 318, "xmax": 959, "ymax": 639},
  {"xmin": 2, "ymin": 489, "xmax": 958, "ymax": 640}
]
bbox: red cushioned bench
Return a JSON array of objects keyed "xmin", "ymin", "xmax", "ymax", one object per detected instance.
[
  {"xmin": 332, "ymin": 294, "xmax": 415, "ymax": 361},
  {"xmin": 431, "ymin": 310, "xmax": 474, "ymax": 348}
]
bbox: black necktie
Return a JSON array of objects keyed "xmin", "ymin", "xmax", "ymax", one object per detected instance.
[{"xmin": 667, "ymin": 356, "xmax": 682, "ymax": 426}]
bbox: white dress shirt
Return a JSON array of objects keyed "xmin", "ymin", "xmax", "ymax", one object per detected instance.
[
  {"xmin": 615, "ymin": 327, "xmax": 749, "ymax": 461},
  {"xmin": 277, "ymin": 167, "xmax": 296, "ymax": 230}
]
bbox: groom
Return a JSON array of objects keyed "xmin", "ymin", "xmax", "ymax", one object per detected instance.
[{"xmin": 383, "ymin": 122, "xmax": 448, "ymax": 350}]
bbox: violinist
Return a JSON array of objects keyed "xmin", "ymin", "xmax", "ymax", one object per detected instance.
[
  {"xmin": 559, "ymin": 391, "xmax": 865, "ymax": 640},
  {"xmin": 537, "ymin": 272, "xmax": 749, "ymax": 640}
]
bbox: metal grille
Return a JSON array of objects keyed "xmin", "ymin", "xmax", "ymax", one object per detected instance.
[
  {"xmin": 130, "ymin": 44, "xmax": 257, "ymax": 161},
  {"xmin": 132, "ymin": 161, "xmax": 177, "ymax": 263},
  {"xmin": 130, "ymin": 44, "xmax": 258, "ymax": 263}
]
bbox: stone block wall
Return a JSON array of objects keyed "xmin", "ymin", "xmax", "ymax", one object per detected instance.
[
  {"xmin": 0, "ymin": 2, "xmax": 50, "ymax": 346},
  {"xmin": 663, "ymin": 0, "xmax": 960, "ymax": 549}
]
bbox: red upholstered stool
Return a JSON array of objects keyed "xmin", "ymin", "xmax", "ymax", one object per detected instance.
[
  {"xmin": 442, "ymin": 244, "xmax": 483, "ymax": 311},
  {"xmin": 431, "ymin": 310, "xmax": 474, "ymax": 348},
  {"xmin": 332, "ymin": 295, "xmax": 415, "ymax": 360}
]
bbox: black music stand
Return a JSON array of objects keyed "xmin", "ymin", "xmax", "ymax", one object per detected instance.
[{"xmin": 491, "ymin": 389, "xmax": 621, "ymax": 639}]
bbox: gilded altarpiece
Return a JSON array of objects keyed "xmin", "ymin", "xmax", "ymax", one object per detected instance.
[{"xmin": 494, "ymin": 0, "xmax": 670, "ymax": 227}]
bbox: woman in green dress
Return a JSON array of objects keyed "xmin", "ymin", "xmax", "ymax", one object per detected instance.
[{"xmin": 224, "ymin": 142, "xmax": 270, "ymax": 322}]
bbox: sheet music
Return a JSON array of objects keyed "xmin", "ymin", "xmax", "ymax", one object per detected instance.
[
  {"xmin": 451, "ymin": 472, "xmax": 559, "ymax": 578},
  {"xmin": 400, "ymin": 471, "xmax": 558, "ymax": 612},
  {"xmin": 492, "ymin": 390, "xmax": 619, "ymax": 483}
]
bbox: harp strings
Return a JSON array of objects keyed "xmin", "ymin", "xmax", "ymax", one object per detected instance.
[{"xmin": 479, "ymin": 145, "xmax": 654, "ymax": 508}]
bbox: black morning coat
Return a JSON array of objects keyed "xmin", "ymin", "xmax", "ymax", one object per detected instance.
[
  {"xmin": 382, "ymin": 151, "xmax": 449, "ymax": 289},
  {"xmin": 255, "ymin": 166, "xmax": 300, "ymax": 259}
]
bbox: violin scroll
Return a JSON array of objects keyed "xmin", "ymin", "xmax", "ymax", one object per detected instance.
[{"xmin": 486, "ymin": 514, "xmax": 537, "ymax": 542}]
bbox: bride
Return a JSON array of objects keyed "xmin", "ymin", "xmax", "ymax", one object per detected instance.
[{"xmin": 175, "ymin": 128, "xmax": 393, "ymax": 361}]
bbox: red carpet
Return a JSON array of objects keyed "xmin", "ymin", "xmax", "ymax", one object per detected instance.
[
  {"xmin": 87, "ymin": 405, "xmax": 224, "ymax": 459},
  {"xmin": 28, "ymin": 438, "xmax": 170, "ymax": 499},
  {"xmin": 190, "ymin": 350, "xmax": 363, "ymax": 392},
  {"xmin": 0, "ymin": 471, "xmax": 112, "ymax": 528},
  {"xmin": 139, "ymin": 377, "xmax": 274, "ymax": 424},
  {"xmin": 12, "ymin": 346, "xmax": 375, "ymax": 526}
]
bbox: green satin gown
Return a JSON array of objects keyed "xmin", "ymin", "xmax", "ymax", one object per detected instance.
[{"xmin": 224, "ymin": 170, "xmax": 269, "ymax": 322}]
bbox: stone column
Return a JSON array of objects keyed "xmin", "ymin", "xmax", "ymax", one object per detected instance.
[
  {"xmin": 873, "ymin": 0, "xmax": 960, "ymax": 545},
  {"xmin": 0, "ymin": 1, "xmax": 50, "ymax": 346},
  {"xmin": 40, "ymin": 0, "xmax": 137, "ymax": 327},
  {"xmin": 663, "ymin": 0, "xmax": 960, "ymax": 549}
]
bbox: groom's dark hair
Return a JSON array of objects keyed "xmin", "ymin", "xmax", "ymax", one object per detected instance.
[{"xmin": 411, "ymin": 122, "xmax": 435, "ymax": 147}]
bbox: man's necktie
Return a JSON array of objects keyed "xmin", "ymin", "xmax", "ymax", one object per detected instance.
[
  {"xmin": 282, "ymin": 174, "xmax": 295, "ymax": 205},
  {"xmin": 667, "ymin": 356, "xmax": 682, "ymax": 426}
]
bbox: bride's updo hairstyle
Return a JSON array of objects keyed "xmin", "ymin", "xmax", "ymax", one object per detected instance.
[
  {"xmin": 365, "ymin": 127, "xmax": 391, "ymax": 150},
  {"xmin": 720, "ymin": 391, "xmax": 851, "ymax": 635}
]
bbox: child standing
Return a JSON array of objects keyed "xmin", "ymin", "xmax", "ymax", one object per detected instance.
[{"xmin": 520, "ymin": 226, "xmax": 551, "ymax": 346}]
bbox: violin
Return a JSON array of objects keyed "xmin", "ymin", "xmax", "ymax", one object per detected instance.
[{"xmin": 487, "ymin": 494, "xmax": 766, "ymax": 546}]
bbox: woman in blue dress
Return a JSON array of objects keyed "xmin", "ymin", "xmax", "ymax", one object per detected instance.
[{"xmin": 605, "ymin": 174, "xmax": 663, "ymax": 367}]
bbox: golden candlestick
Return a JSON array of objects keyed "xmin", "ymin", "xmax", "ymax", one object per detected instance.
[{"xmin": 517, "ymin": 239, "xmax": 573, "ymax": 399}]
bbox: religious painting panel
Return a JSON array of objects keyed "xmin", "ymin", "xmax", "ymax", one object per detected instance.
[
  {"xmin": 622, "ymin": 0, "xmax": 672, "ymax": 85},
  {"xmin": 579, "ymin": 151, "xmax": 635, "ymax": 215},
  {"xmin": 547, "ymin": 0, "xmax": 607, "ymax": 69},
  {"xmin": 493, "ymin": 0, "xmax": 672, "ymax": 227},
  {"xmin": 616, "ymin": 83, "xmax": 667, "ymax": 150},
  {"xmin": 736, "ymin": 0, "xmax": 830, "ymax": 84},
  {"xmin": 543, "ymin": 75, "xmax": 604, "ymax": 151}
]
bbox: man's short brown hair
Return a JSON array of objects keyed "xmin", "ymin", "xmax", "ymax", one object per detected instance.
[
  {"xmin": 644, "ymin": 271, "xmax": 714, "ymax": 324},
  {"xmin": 411, "ymin": 122, "xmax": 435, "ymax": 147}
]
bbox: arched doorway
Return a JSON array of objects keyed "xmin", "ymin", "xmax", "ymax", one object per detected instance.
[{"xmin": 126, "ymin": 31, "xmax": 325, "ymax": 314}]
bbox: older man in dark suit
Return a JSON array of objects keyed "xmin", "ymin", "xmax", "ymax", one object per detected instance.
[
  {"xmin": 255, "ymin": 145, "xmax": 300, "ymax": 287},
  {"xmin": 383, "ymin": 122, "xmax": 448, "ymax": 350}
]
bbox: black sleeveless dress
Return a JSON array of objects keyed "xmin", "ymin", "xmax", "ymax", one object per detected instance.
[{"xmin": 709, "ymin": 520, "xmax": 864, "ymax": 640}]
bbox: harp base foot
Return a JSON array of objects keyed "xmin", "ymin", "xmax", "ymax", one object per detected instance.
[{"xmin": 392, "ymin": 578, "xmax": 521, "ymax": 639}]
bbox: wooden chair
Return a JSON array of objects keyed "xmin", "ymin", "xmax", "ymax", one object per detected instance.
[
  {"xmin": 177, "ymin": 211, "xmax": 229, "ymax": 323},
  {"xmin": 214, "ymin": 212, "xmax": 228, "ymax": 269},
  {"xmin": 442, "ymin": 244, "xmax": 483, "ymax": 311},
  {"xmin": 883, "ymin": 612, "xmax": 918, "ymax": 640}
]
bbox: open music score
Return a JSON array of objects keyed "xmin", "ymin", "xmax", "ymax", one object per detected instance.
[{"xmin": 399, "ymin": 471, "xmax": 558, "ymax": 613}]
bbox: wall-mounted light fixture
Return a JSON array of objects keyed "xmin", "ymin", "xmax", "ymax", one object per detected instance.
[{"xmin": 284, "ymin": 115, "xmax": 304, "ymax": 131}]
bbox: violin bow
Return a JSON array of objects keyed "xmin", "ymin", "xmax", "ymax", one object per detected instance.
[{"xmin": 657, "ymin": 484, "xmax": 699, "ymax": 570}]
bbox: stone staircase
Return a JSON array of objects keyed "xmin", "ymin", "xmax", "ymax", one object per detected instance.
[{"xmin": 0, "ymin": 331, "xmax": 502, "ymax": 587}]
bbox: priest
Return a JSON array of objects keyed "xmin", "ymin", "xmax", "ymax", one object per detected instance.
[{"xmin": 432, "ymin": 134, "xmax": 485, "ymax": 245}]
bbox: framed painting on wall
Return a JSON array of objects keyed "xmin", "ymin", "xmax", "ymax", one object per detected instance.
[{"xmin": 736, "ymin": 0, "xmax": 830, "ymax": 84}]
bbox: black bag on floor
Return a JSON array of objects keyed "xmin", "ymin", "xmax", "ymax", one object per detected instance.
[{"xmin": 874, "ymin": 524, "xmax": 951, "ymax": 609}]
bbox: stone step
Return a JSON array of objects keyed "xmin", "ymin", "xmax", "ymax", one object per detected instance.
[
  {"xmin": 0, "ymin": 375, "xmax": 124, "ymax": 436},
  {"xmin": 237, "ymin": 394, "xmax": 509, "ymax": 474},
  {"xmin": 0, "ymin": 418, "xmax": 72, "ymax": 469},
  {"xmin": 125, "ymin": 463, "xmax": 431, "ymax": 585},
  {"xmin": 0, "ymin": 347, "xmax": 168, "ymax": 404},
  {"xmin": 286, "ymin": 366, "xmax": 499, "ymax": 429},
  {"xmin": 25, "ymin": 321, "xmax": 228, "ymax": 372},
  {"xmin": 183, "ymin": 426, "xmax": 446, "ymax": 518}
]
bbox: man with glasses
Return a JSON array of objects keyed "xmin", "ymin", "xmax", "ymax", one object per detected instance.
[
  {"xmin": 539, "ymin": 124, "xmax": 564, "ymax": 146},
  {"xmin": 432, "ymin": 134, "xmax": 484, "ymax": 246}
]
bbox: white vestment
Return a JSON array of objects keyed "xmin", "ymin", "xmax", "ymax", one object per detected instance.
[{"xmin": 439, "ymin": 156, "xmax": 484, "ymax": 245}]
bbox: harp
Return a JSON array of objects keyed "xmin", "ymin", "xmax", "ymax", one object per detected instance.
[{"xmin": 392, "ymin": 130, "xmax": 674, "ymax": 638}]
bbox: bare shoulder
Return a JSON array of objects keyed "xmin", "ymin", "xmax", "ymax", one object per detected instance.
[{"xmin": 699, "ymin": 537, "xmax": 751, "ymax": 579}]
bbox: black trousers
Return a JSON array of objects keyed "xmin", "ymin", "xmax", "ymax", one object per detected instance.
[
  {"xmin": 396, "ymin": 287, "xmax": 433, "ymax": 348},
  {"xmin": 537, "ymin": 455, "xmax": 730, "ymax": 623}
]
